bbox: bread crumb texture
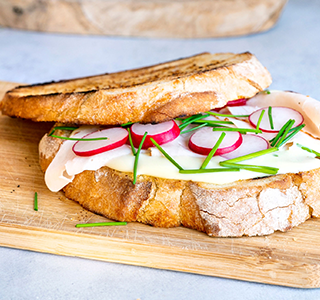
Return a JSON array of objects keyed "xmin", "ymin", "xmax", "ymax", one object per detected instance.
[{"xmin": 61, "ymin": 166, "xmax": 316, "ymax": 237}]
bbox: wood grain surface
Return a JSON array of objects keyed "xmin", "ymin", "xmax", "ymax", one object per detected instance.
[
  {"xmin": 1, "ymin": 81, "xmax": 320, "ymax": 288},
  {"xmin": 0, "ymin": 0, "xmax": 288, "ymax": 38}
]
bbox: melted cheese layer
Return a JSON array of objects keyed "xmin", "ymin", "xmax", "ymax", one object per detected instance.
[{"xmin": 45, "ymin": 91, "xmax": 320, "ymax": 192}]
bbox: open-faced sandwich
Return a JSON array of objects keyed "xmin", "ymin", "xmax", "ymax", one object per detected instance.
[{"xmin": 1, "ymin": 52, "xmax": 320, "ymax": 237}]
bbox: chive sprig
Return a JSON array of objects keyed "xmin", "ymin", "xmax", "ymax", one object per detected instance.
[
  {"xmin": 34, "ymin": 192, "xmax": 38, "ymax": 211},
  {"xmin": 256, "ymin": 109, "xmax": 265, "ymax": 131},
  {"xmin": 76, "ymin": 222, "xmax": 127, "ymax": 228},
  {"xmin": 180, "ymin": 123, "xmax": 207, "ymax": 134},
  {"xmin": 121, "ymin": 122, "xmax": 134, "ymax": 127},
  {"xmin": 278, "ymin": 124, "xmax": 305, "ymax": 146},
  {"xmin": 219, "ymin": 147, "xmax": 279, "ymax": 175},
  {"xmin": 297, "ymin": 143, "xmax": 320, "ymax": 157},
  {"xmin": 269, "ymin": 119, "xmax": 304, "ymax": 147},
  {"xmin": 150, "ymin": 138, "xmax": 184, "ymax": 170},
  {"xmin": 179, "ymin": 114, "xmax": 210, "ymax": 130},
  {"xmin": 49, "ymin": 126, "xmax": 108, "ymax": 141},
  {"xmin": 211, "ymin": 127, "xmax": 262, "ymax": 134},
  {"xmin": 268, "ymin": 106, "xmax": 274, "ymax": 130},
  {"xmin": 127, "ymin": 127, "xmax": 137, "ymax": 155},
  {"xmin": 48, "ymin": 126, "xmax": 78, "ymax": 136},
  {"xmin": 179, "ymin": 168, "xmax": 239, "ymax": 174},
  {"xmin": 219, "ymin": 147, "xmax": 278, "ymax": 164},
  {"xmin": 133, "ymin": 132, "xmax": 148, "ymax": 184},
  {"xmin": 49, "ymin": 134, "xmax": 108, "ymax": 141},
  {"xmin": 206, "ymin": 111, "xmax": 250, "ymax": 118},
  {"xmin": 274, "ymin": 120, "xmax": 295, "ymax": 147},
  {"xmin": 219, "ymin": 162, "xmax": 279, "ymax": 175},
  {"xmin": 200, "ymin": 132, "xmax": 226, "ymax": 169}
]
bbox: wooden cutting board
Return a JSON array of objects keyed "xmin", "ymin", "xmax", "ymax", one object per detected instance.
[
  {"xmin": 1, "ymin": 81, "xmax": 320, "ymax": 288},
  {"xmin": 0, "ymin": 0, "xmax": 288, "ymax": 38}
]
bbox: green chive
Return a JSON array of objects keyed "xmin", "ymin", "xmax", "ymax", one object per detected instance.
[
  {"xmin": 277, "ymin": 124, "xmax": 305, "ymax": 147},
  {"xmin": 121, "ymin": 122, "xmax": 134, "ymax": 127},
  {"xmin": 269, "ymin": 125, "xmax": 299, "ymax": 144},
  {"xmin": 274, "ymin": 120, "xmax": 295, "ymax": 147},
  {"xmin": 133, "ymin": 132, "xmax": 148, "ymax": 184},
  {"xmin": 179, "ymin": 114, "xmax": 202, "ymax": 123},
  {"xmin": 180, "ymin": 123, "xmax": 207, "ymax": 134},
  {"xmin": 296, "ymin": 143, "xmax": 320, "ymax": 157},
  {"xmin": 200, "ymin": 132, "xmax": 226, "ymax": 169},
  {"xmin": 175, "ymin": 117, "xmax": 185, "ymax": 122},
  {"xmin": 179, "ymin": 167, "xmax": 239, "ymax": 174},
  {"xmin": 193, "ymin": 120, "xmax": 233, "ymax": 125},
  {"xmin": 207, "ymin": 111, "xmax": 250, "ymax": 118},
  {"xmin": 75, "ymin": 222, "xmax": 127, "ymax": 228},
  {"xmin": 259, "ymin": 89, "xmax": 271, "ymax": 95},
  {"xmin": 127, "ymin": 127, "xmax": 137, "ymax": 156},
  {"xmin": 34, "ymin": 192, "xmax": 38, "ymax": 211},
  {"xmin": 220, "ymin": 162, "xmax": 278, "ymax": 175},
  {"xmin": 50, "ymin": 134, "xmax": 108, "ymax": 141},
  {"xmin": 220, "ymin": 147, "xmax": 278, "ymax": 164},
  {"xmin": 256, "ymin": 109, "xmax": 265, "ymax": 131},
  {"xmin": 211, "ymin": 127, "xmax": 262, "ymax": 134},
  {"xmin": 270, "ymin": 119, "xmax": 294, "ymax": 147},
  {"xmin": 179, "ymin": 114, "xmax": 209, "ymax": 130},
  {"xmin": 268, "ymin": 106, "xmax": 274, "ymax": 130},
  {"xmin": 192, "ymin": 121, "xmax": 230, "ymax": 129},
  {"xmin": 150, "ymin": 138, "xmax": 184, "ymax": 170},
  {"xmin": 48, "ymin": 126, "xmax": 78, "ymax": 136}
]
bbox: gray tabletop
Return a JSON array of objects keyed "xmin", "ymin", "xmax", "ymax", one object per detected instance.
[{"xmin": 1, "ymin": 0, "xmax": 320, "ymax": 299}]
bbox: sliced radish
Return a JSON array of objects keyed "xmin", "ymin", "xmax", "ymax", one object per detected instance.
[
  {"xmin": 249, "ymin": 106, "xmax": 304, "ymax": 133},
  {"xmin": 221, "ymin": 134, "xmax": 269, "ymax": 160},
  {"xmin": 216, "ymin": 98, "xmax": 247, "ymax": 111},
  {"xmin": 130, "ymin": 120, "xmax": 180, "ymax": 149},
  {"xmin": 188, "ymin": 127, "xmax": 243, "ymax": 156},
  {"xmin": 73, "ymin": 127, "xmax": 128, "ymax": 156},
  {"xmin": 226, "ymin": 98, "xmax": 247, "ymax": 107}
]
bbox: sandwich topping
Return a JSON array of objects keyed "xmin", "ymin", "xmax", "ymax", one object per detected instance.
[{"xmin": 45, "ymin": 91, "xmax": 320, "ymax": 192}]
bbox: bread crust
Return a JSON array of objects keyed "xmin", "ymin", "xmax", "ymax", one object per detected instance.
[
  {"xmin": 39, "ymin": 131, "xmax": 318, "ymax": 237},
  {"xmin": 1, "ymin": 52, "xmax": 271, "ymax": 125}
]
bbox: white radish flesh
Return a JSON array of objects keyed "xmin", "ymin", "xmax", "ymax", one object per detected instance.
[
  {"xmin": 249, "ymin": 106, "xmax": 304, "ymax": 133},
  {"xmin": 246, "ymin": 91, "xmax": 320, "ymax": 137},
  {"xmin": 130, "ymin": 120, "xmax": 180, "ymax": 149},
  {"xmin": 221, "ymin": 134, "xmax": 269, "ymax": 160},
  {"xmin": 73, "ymin": 127, "xmax": 128, "ymax": 156},
  {"xmin": 188, "ymin": 127, "xmax": 243, "ymax": 156}
]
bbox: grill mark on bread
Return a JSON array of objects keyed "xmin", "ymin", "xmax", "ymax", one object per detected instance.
[
  {"xmin": 11, "ymin": 54, "xmax": 227, "ymax": 95},
  {"xmin": 1, "ymin": 52, "xmax": 272, "ymax": 125}
]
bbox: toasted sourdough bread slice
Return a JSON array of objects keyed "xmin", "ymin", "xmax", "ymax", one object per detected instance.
[
  {"xmin": 0, "ymin": 52, "xmax": 271, "ymax": 125},
  {"xmin": 39, "ymin": 127, "xmax": 320, "ymax": 237}
]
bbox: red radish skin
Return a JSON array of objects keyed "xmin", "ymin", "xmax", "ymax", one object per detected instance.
[
  {"xmin": 225, "ymin": 98, "xmax": 247, "ymax": 107},
  {"xmin": 189, "ymin": 127, "xmax": 243, "ymax": 156},
  {"xmin": 130, "ymin": 120, "xmax": 180, "ymax": 149},
  {"xmin": 216, "ymin": 98, "xmax": 247, "ymax": 111},
  {"xmin": 73, "ymin": 128, "xmax": 128, "ymax": 156},
  {"xmin": 249, "ymin": 106, "xmax": 304, "ymax": 133},
  {"xmin": 221, "ymin": 134, "xmax": 269, "ymax": 160}
]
